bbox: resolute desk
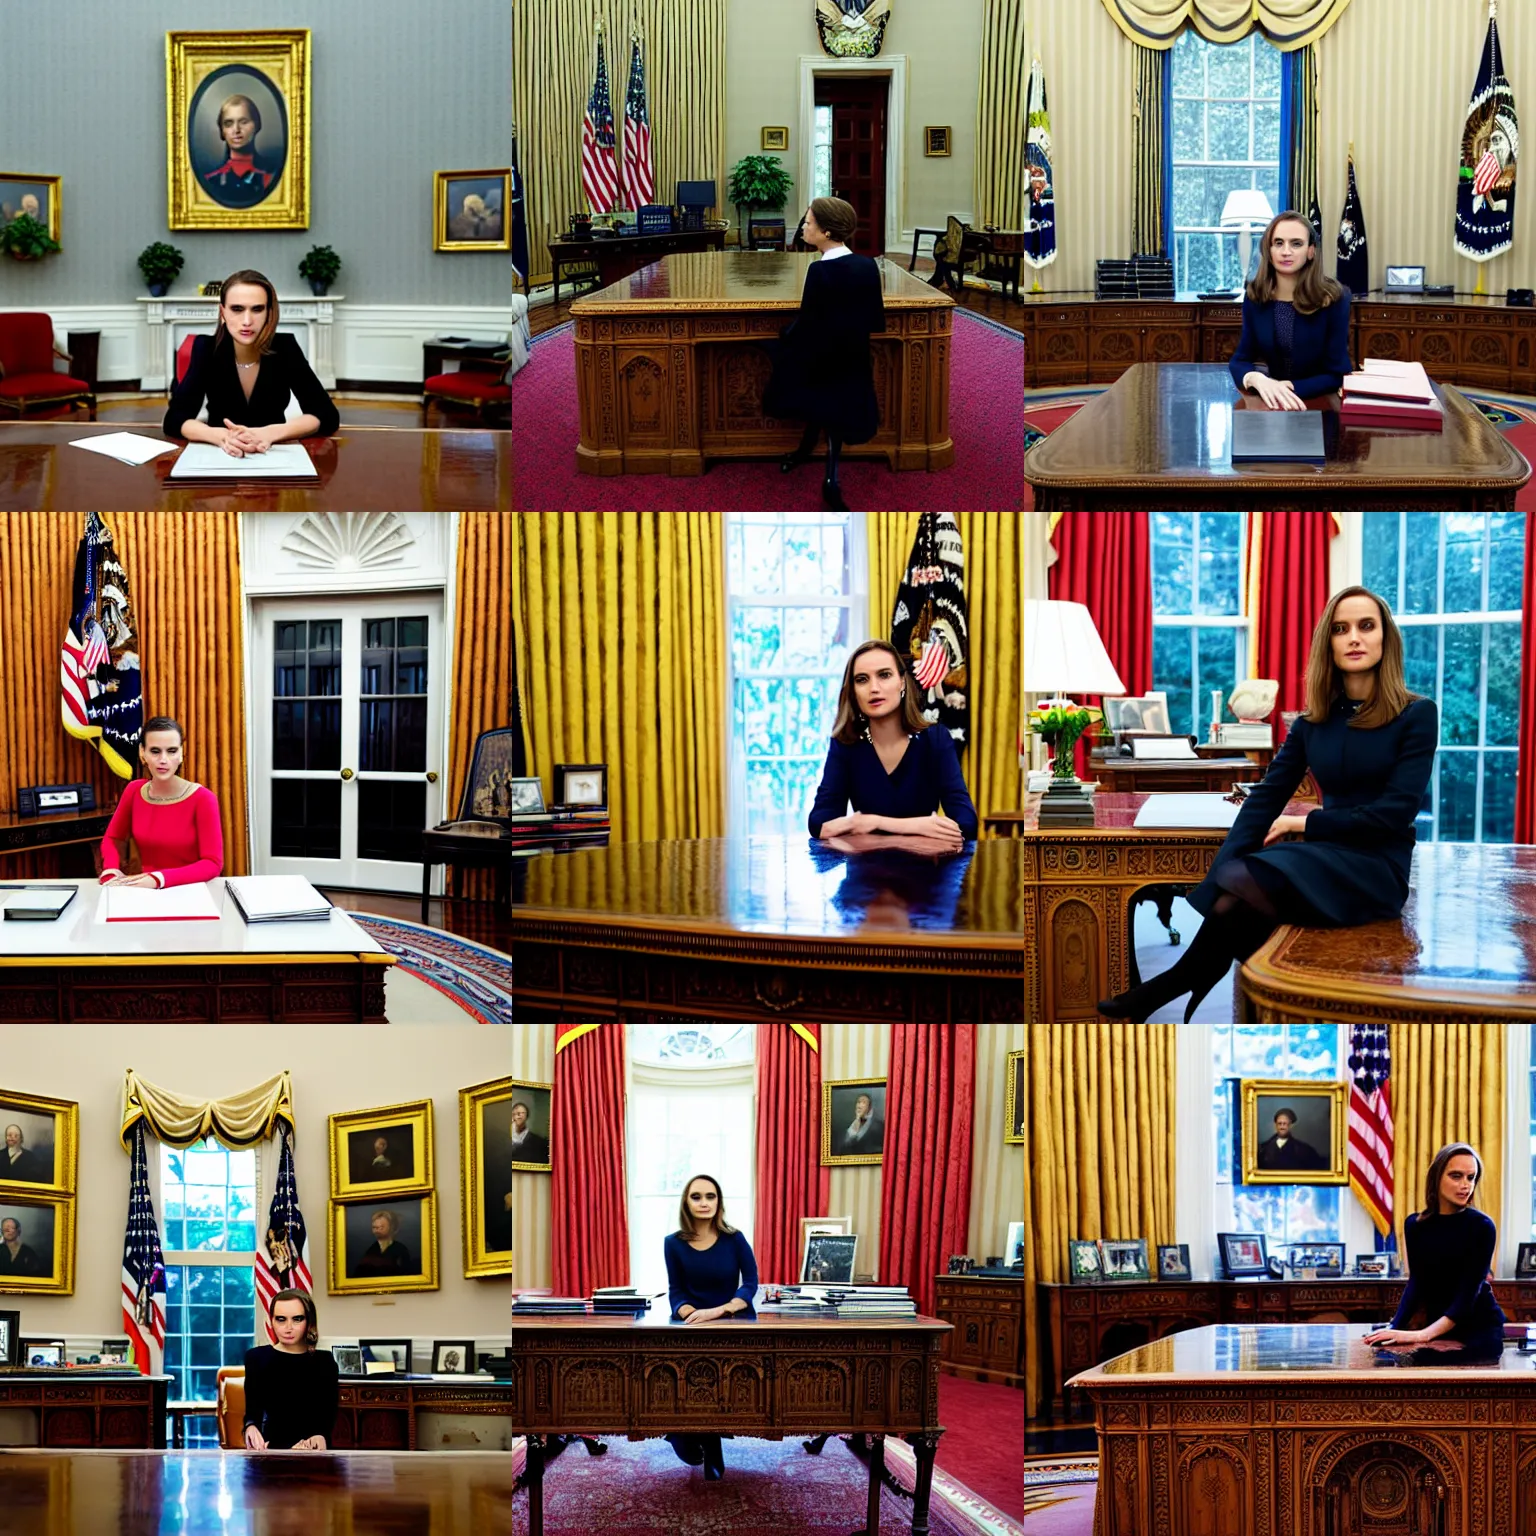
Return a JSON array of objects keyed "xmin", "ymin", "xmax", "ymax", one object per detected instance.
[
  {"xmin": 0, "ymin": 878, "xmax": 395, "ymax": 1022},
  {"xmin": 512, "ymin": 1307, "xmax": 952, "ymax": 1536}
]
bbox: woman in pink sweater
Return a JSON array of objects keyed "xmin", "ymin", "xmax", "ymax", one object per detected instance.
[{"xmin": 99, "ymin": 716, "xmax": 225, "ymax": 889}]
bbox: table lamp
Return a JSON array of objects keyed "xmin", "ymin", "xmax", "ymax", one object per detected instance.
[
  {"xmin": 1023, "ymin": 600, "xmax": 1126, "ymax": 827},
  {"xmin": 1220, "ymin": 189, "xmax": 1275, "ymax": 285}
]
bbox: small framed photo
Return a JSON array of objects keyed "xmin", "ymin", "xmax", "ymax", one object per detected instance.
[
  {"xmin": 801, "ymin": 1233, "xmax": 858, "ymax": 1285},
  {"xmin": 1103, "ymin": 693, "xmax": 1172, "ymax": 736},
  {"xmin": 0, "ymin": 173, "xmax": 62, "ymax": 244},
  {"xmin": 1355, "ymin": 1255, "xmax": 1389, "ymax": 1277},
  {"xmin": 946, "ymin": 1254, "xmax": 973, "ymax": 1275},
  {"xmin": 98, "ymin": 1341, "xmax": 129, "ymax": 1366},
  {"xmin": 924, "ymin": 126, "xmax": 952, "ymax": 158},
  {"xmin": 0, "ymin": 1311, "xmax": 19, "ymax": 1366},
  {"xmin": 1005, "ymin": 1220, "xmax": 1024, "ymax": 1267},
  {"xmin": 1517, "ymin": 1243, "xmax": 1536, "ymax": 1278},
  {"xmin": 1098, "ymin": 1239, "xmax": 1150, "ymax": 1281},
  {"xmin": 799, "ymin": 1215, "xmax": 852, "ymax": 1274},
  {"xmin": 1004, "ymin": 1048, "xmax": 1023, "ymax": 1143},
  {"xmin": 432, "ymin": 1339, "xmax": 474, "ymax": 1373},
  {"xmin": 510, "ymin": 1080, "xmax": 552, "ymax": 1174},
  {"xmin": 1218, "ymin": 1232, "xmax": 1269, "ymax": 1278},
  {"xmin": 21, "ymin": 1339, "xmax": 62, "ymax": 1368},
  {"xmin": 1156, "ymin": 1244, "xmax": 1192, "ymax": 1280},
  {"xmin": 509, "ymin": 778, "xmax": 547, "ymax": 815},
  {"xmin": 821, "ymin": 1077, "xmax": 886, "ymax": 1166},
  {"xmin": 554, "ymin": 763, "xmax": 607, "ymax": 810},
  {"xmin": 1068, "ymin": 1239, "xmax": 1103, "ymax": 1284},
  {"xmin": 1241, "ymin": 1080, "xmax": 1348, "ymax": 1185},
  {"xmin": 331, "ymin": 1343, "xmax": 363, "ymax": 1376},
  {"xmin": 434, "ymin": 168, "xmax": 510, "ymax": 251},
  {"xmin": 761, "ymin": 126, "xmax": 789, "ymax": 152},
  {"xmin": 359, "ymin": 1339, "xmax": 412, "ymax": 1373},
  {"xmin": 1287, "ymin": 1243, "xmax": 1345, "ymax": 1276}
]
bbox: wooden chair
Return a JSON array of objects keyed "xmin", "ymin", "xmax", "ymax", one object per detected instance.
[
  {"xmin": 216, "ymin": 1366, "xmax": 246, "ymax": 1449},
  {"xmin": 0, "ymin": 312, "xmax": 96, "ymax": 419},
  {"xmin": 423, "ymin": 350, "xmax": 512, "ymax": 427},
  {"xmin": 420, "ymin": 726, "xmax": 515, "ymax": 922},
  {"xmin": 928, "ymin": 215, "xmax": 991, "ymax": 295}
]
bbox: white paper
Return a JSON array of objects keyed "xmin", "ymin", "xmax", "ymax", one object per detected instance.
[
  {"xmin": 1129, "ymin": 737, "xmax": 1197, "ymax": 761},
  {"xmin": 224, "ymin": 876, "xmax": 331, "ymax": 920},
  {"xmin": 0, "ymin": 889, "xmax": 74, "ymax": 914},
  {"xmin": 169, "ymin": 442, "xmax": 318, "ymax": 479},
  {"xmin": 67, "ymin": 432, "xmax": 179, "ymax": 466},
  {"xmin": 1132, "ymin": 794, "xmax": 1244, "ymax": 830},
  {"xmin": 104, "ymin": 882, "xmax": 221, "ymax": 922}
]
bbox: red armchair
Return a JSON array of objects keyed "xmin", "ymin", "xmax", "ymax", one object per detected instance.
[
  {"xmin": 0, "ymin": 313, "xmax": 95, "ymax": 419},
  {"xmin": 423, "ymin": 355, "xmax": 510, "ymax": 426}
]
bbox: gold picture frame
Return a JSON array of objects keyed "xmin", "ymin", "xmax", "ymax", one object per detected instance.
[
  {"xmin": 511, "ymin": 1079, "xmax": 552, "ymax": 1173},
  {"xmin": 821, "ymin": 1077, "xmax": 887, "ymax": 1167},
  {"xmin": 1005, "ymin": 1049, "xmax": 1024, "ymax": 1144},
  {"xmin": 1240, "ymin": 1079, "xmax": 1349, "ymax": 1186},
  {"xmin": 327, "ymin": 1100, "xmax": 434, "ymax": 1200},
  {"xmin": 0, "ymin": 173, "xmax": 62, "ymax": 245},
  {"xmin": 0, "ymin": 1090, "xmax": 78, "ymax": 1196},
  {"xmin": 460, "ymin": 1075, "xmax": 512, "ymax": 1280},
  {"xmin": 434, "ymin": 169, "xmax": 511, "ymax": 252},
  {"xmin": 0, "ymin": 1192, "xmax": 76, "ymax": 1296},
  {"xmin": 761, "ymin": 126, "xmax": 789, "ymax": 152},
  {"xmin": 925, "ymin": 126, "xmax": 952, "ymax": 158},
  {"xmin": 166, "ymin": 29, "xmax": 311, "ymax": 230},
  {"xmin": 328, "ymin": 1191, "xmax": 439, "ymax": 1296}
]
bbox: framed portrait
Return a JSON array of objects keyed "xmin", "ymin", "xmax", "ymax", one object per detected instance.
[
  {"xmin": 821, "ymin": 1077, "xmax": 886, "ymax": 1167},
  {"xmin": 1068, "ymin": 1239, "xmax": 1102, "ymax": 1284},
  {"xmin": 1005, "ymin": 1220, "xmax": 1025, "ymax": 1267},
  {"xmin": 1098, "ymin": 1239, "xmax": 1150, "ymax": 1281},
  {"xmin": 800, "ymin": 1233, "xmax": 858, "ymax": 1285},
  {"xmin": 509, "ymin": 778, "xmax": 547, "ymax": 816},
  {"xmin": 509, "ymin": 1080, "xmax": 551, "ymax": 1174},
  {"xmin": 0, "ymin": 1090, "xmax": 78, "ymax": 1195},
  {"xmin": 0, "ymin": 1194, "xmax": 74, "ymax": 1295},
  {"xmin": 331, "ymin": 1343, "xmax": 363, "ymax": 1376},
  {"xmin": 1287, "ymin": 1242, "xmax": 1345, "ymax": 1276},
  {"xmin": 434, "ymin": 169, "xmax": 510, "ymax": 252},
  {"xmin": 358, "ymin": 1339, "xmax": 411, "ymax": 1373},
  {"xmin": 432, "ymin": 1339, "xmax": 474, "ymax": 1373},
  {"xmin": 329, "ymin": 1192, "xmax": 438, "ymax": 1296},
  {"xmin": 924, "ymin": 126, "xmax": 952, "ymax": 158},
  {"xmin": 99, "ymin": 1338, "xmax": 130, "ymax": 1366},
  {"xmin": 166, "ymin": 30, "xmax": 311, "ymax": 230},
  {"xmin": 1103, "ymin": 692, "xmax": 1172, "ymax": 736},
  {"xmin": 799, "ymin": 1214, "xmax": 852, "ymax": 1262},
  {"xmin": 761, "ymin": 126, "xmax": 790, "ymax": 152},
  {"xmin": 0, "ymin": 173, "xmax": 62, "ymax": 244},
  {"xmin": 1004, "ymin": 1048, "xmax": 1024, "ymax": 1143},
  {"xmin": 1218, "ymin": 1232, "xmax": 1269, "ymax": 1278},
  {"xmin": 328, "ymin": 1099, "xmax": 433, "ymax": 1200},
  {"xmin": 0, "ymin": 1310, "xmax": 18, "ymax": 1366},
  {"xmin": 1354, "ymin": 1255, "xmax": 1389, "ymax": 1277},
  {"xmin": 21, "ymin": 1340, "xmax": 62, "ymax": 1368},
  {"xmin": 1240, "ymin": 1079, "xmax": 1348, "ymax": 1185},
  {"xmin": 554, "ymin": 763, "xmax": 607, "ymax": 810},
  {"xmin": 1517, "ymin": 1243, "xmax": 1536, "ymax": 1279},
  {"xmin": 461, "ymin": 1076, "xmax": 514, "ymax": 1279},
  {"xmin": 1157, "ymin": 1244, "xmax": 1192, "ymax": 1280}
]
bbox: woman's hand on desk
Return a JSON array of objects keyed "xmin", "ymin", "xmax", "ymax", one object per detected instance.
[
  {"xmin": 102, "ymin": 873, "xmax": 157, "ymax": 888},
  {"xmin": 222, "ymin": 419, "xmax": 282, "ymax": 456},
  {"xmin": 295, "ymin": 1435, "xmax": 328, "ymax": 1450},
  {"xmin": 819, "ymin": 813, "xmax": 880, "ymax": 837},
  {"xmin": 1245, "ymin": 373, "xmax": 1306, "ymax": 411},
  {"xmin": 1362, "ymin": 1327, "xmax": 1428, "ymax": 1347},
  {"xmin": 683, "ymin": 1306, "xmax": 728, "ymax": 1325},
  {"xmin": 1262, "ymin": 812, "xmax": 1311, "ymax": 847},
  {"xmin": 244, "ymin": 1425, "xmax": 268, "ymax": 1450}
]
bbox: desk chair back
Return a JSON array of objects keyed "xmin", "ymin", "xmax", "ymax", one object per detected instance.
[{"xmin": 216, "ymin": 1366, "xmax": 246, "ymax": 1449}]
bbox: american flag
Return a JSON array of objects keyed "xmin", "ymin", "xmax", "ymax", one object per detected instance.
[
  {"xmin": 622, "ymin": 35, "xmax": 654, "ymax": 210},
  {"xmin": 914, "ymin": 637, "xmax": 950, "ymax": 690},
  {"xmin": 61, "ymin": 511, "xmax": 141, "ymax": 776},
  {"xmin": 1473, "ymin": 148, "xmax": 1502, "ymax": 197},
  {"xmin": 254, "ymin": 1122, "xmax": 313, "ymax": 1341},
  {"xmin": 582, "ymin": 29, "xmax": 621, "ymax": 213},
  {"xmin": 121, "ymin": 1122, "xmax": 167, "ymax": 1378},
  {"xmin": 1347, "ymin": 1025, "xmax": 1395, "ymax": 1241}
]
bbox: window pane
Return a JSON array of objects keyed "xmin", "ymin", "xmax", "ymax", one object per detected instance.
[
  {"xmin": 1487, "ymin": 621, "xmax": 1521, "ymax": 747},
  {"xmin": 1403, "ymin": 524, "xmax": 1438, "ymax": 614},
  {"xmin": 1196, "ymin": 512, "xmax": 1241, "ymax": 616},
  {"xmin": 1362, "ymin": 513, "xmax": 1399, "ymax": 604},
  {"xmin": 1483, "ymin": 751, "xmax": 1517, "ymax": 844},
  {"xmin": 1441, "ymin": 624, "xmax": 1482, "ymax": 746},
  {"xmin": 1442, "ymin": 514, "xmax": 1486, "ymax": 614},
  {"xmin": 1152, "ymin": 513, "xmax": 1195, "ymax": 613},
  {"xmin": 742, "ymin": 524, "xmax": 781, "ymax": 595},
  {"xmin": 1439, "ymin": 752, "xmax": 1477, "ymax": 841},
  {"xmin": 1489, "ymin": 512, "xmax": 1527, "ymax": 611},
  {"xmin": 1197, "ymin": 627, "xmax": 1238, "ymax": 712},
  {"xmin": 1153, "ymin": 624, "xmax": 1194, "ymax": 738},
  {"xmin": 1403, "ymin": 623, "xmax": 1438, "ymax": 701}
]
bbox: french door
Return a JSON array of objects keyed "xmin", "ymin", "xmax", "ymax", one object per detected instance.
[{"xmin": 250, "ymin": 596, "xmax": 446, "ymax": 892}]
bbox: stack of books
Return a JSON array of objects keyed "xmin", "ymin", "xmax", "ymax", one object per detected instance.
[
  {"xmin": 511, "ymin": 1295, "xmax": 589, "ymax": 1315},
  {"xmin": 1340, "ymin": 359, "xmax": 1444, "ymax": 432},
  {"xmin": 511, "ymin": 808, "xmax": 611, "ymax": 853},
  {"xmin": 590, "ymin": 1287, "xmax": 660, "ymax": 1316},
  {"xmin": 763, "ymin": 1284, "xmax": 917, "ymax": 1317}
]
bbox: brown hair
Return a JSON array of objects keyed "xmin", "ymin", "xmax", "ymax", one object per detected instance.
[
  {"xmin": 1302, "ymin": 585, "xmax": 1420, "ymax": 730},
  {"xmin": 1420, "ymin": 1143, "xmax": 1482, "ymax": 1221},
  {"xmin": 810, "ymin": 196, "xmax": 858, "ymax": 245},
  {"xmin": 675, "ymin": 1173, "xmax": 737, "ymax": 1239},
  {"xmin": 213, "ymin": 269, "xmax": 280, "ymax": 355},
  {"xmin": 268, "ymin": 1287, "xmax": 318, "ymax": 1348},
  {"xmin": 1245, "ymin": 209, "xmax": 1345, "ymax": 314},
  {"xmin": 831, "ymin": 640, "xmax": 930, "ymax": 745}
]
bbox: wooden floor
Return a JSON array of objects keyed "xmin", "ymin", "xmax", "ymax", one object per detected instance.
[{"xmin": 320, "ymin": 888, "xmax": 511, "ymax": 952}]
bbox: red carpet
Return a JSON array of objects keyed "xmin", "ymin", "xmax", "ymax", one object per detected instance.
[
  {"xmin": 512, "ymin": 310, "xmax": 1024, "ymax": 509},
  {"xmin": 933, "ymin": 1375, "xmax": 1023, "ymax": 1520}
]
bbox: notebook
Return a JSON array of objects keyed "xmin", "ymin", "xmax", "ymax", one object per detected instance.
[
  {"xmin": 104, "ymin": 883, "xmax": 221, "ymax": 922},
  {"xmin": 1230, "ymin": 410, "xmax": 1326, "ymax": 463},
  {"xmin": 224, "ymin": 876, "xmax": 333, "ymax": 923},
  {"xmin": 0, "ymin": 886, "xmax": 78, "ymax": 921}
]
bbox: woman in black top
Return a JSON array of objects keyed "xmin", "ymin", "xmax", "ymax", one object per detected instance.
[
  {"xmin": 243, "ymin": 1288, "xmax": 340, "ymax": 1450},
  {"xmin": 163, "ymin": 268, "xmax": 340, "ymax": 455},
  {"xmin": 1364, "ymin": 1143, "xmax": 1506, "ymax": 1359},
  {"xmin": 764, "ymin": 195, "xmax": 886, "ymax": 512}
]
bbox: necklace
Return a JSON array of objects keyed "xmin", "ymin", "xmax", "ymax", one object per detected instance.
[{"xmin": 237, "ymin": 360, "xmax": 259, "ymax": 370}]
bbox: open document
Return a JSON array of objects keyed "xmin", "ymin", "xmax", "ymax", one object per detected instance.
[
  {"xmin": 67, "ymin": 432, "xmax": 179, "ymax": 466},
  {"xmin": 168, "ymin": 442, "xmax": 319, "ymax": 479},
  {"xmin": 104, "ymin": 883, "xmax": 220, "ymax": 922},
  {"xmin": 1132, "ymin": 794, "xmax": 1244, "ymax": 830}
]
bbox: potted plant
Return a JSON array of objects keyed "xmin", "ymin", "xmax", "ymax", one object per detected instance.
[
  {"xmin": 137, "ymin": 242, "xmax": 184, "ymax": 296},
  {"xmin": 1027, "ymin": 701, "xmax": 1105, "ymax": 781},
  {"xmin": 0, "ymin": 213, "xmax": 61, "ymax": 262},
  {"xmin": 726, "ymin": 154, "xmax": 795, "ymax": 249},
  {"xmin": 298, "ymin": 244, "xmax": 341, "ymax": 296}
]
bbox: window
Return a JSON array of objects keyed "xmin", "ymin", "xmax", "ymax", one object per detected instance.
[
  {"xmin": 812, "ymin": 105, "xmax": 833, "ymax": 200},
  {"xmin": 627, "ymin": 1025, "xmax": 756, "ymax": 1068},
  {"xmin": 726, "ymin": 513, "xmax": 866, "ymax": 835},
  {"xmin": 1361, "ymin": 512, "xmax": 1526, "ymax": 843},
  {"xmin": 1169, "ymin": 33, "xmax": 1282, "ymax": 293},
  {"xmin": 161, "ymin": 1138, "xmax": 259, "ymax": 1436},
  {"xmin": 1151, "ymin": 512, "xmax": 1247, "ymax": 737}
]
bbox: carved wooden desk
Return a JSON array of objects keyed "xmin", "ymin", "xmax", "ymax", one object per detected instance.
[
  {"xmin": 932, "ymin": 1274, "xmax": 1023, "ymax": 1387},
  {"xmin": 0, "ymin": 1372, "xmax": 170, "ymax": 1448},
  {"xmin": 548, "ymin": 226, "xmax": 726, "ymax": 306},
  {"xmin": 1070, "ymin": 1322, "xmax": 1536, "ymax": 1536},
  {"xmin": 569, "ymin": 252, "xmax": 955, "ymax": 476},
  {"xmin": 511, "ymin": 1310, "xmax": 952, "ymax": 1536},
  {"xmin": 329, "ymin": 1377, "xmax": 512, "ymax": 1450}
]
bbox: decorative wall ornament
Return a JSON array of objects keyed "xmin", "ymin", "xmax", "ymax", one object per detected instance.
[
  {"xmin": 279, "ymin": 512, "xmax": 415, "ymax": 571},
  {"xmin": 815, "ymin": 0, "xmax": 892, "ymax": 58}
]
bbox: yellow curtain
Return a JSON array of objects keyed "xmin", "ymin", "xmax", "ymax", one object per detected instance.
[
  {"xmin": 514, "ymin": 0, "xmax": 726, "ymax": 288},
  {"xmin": 1098, "ymin": 0, "xmax": 1355, "ymax": 49},
  {"xmin": 0, "ymin": 513, "xmax": 248, "ymax": 878},
  {"xmin": 974, "ymin": 0, "xmax": 1028, "ymax": 230},
  {"xmin": 867, "ymin": 514, "xmax": 1022, "ymax": 830},
  {"xmin": 1024, "ymin": 1023, "xmax": 1178, "ymax": 1419},
  {"xmin": 121, "ymin": 1070, "xmax": 293, "ymax": 1150},
  {"xmin": 448, "ymin": 514, "xmax": 515, "ymax": 901},
  {"xmin": 1391, "ymin": 1024, "xmax": 1505, "ymax": 1267},
  {"xmin": 512, "ymin": 513, "xmax": 726, "ymax": 841}
]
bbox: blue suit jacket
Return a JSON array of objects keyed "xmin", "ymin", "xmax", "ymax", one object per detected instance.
[{"xmin": 1228, "ymin": 291, "xmax": 1354, "ymax": 399}]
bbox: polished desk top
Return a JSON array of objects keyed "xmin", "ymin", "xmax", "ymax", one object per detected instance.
[
  {"xmin": 1020, "ymin": 789, "xmax": 1313, "ymax": 834},
  {"xmin": 570, "ymin": 251, "xmax": 957, "ymax": 312},
  {"xmin": 0, "ymin": 423, "xmax": 510, "ymax": 511},
  {"xmin": 1023, "ymin": 362, "xmax": 1531, "ymax": 492}
]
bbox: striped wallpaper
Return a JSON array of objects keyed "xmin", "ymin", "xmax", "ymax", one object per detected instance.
[
  {"xmin": 966, "ymin": 1025, "xmax": 1026, "ymax": 1263},
  {"xmin": 975, "ymin": 0, "xmax": 1030, "ymax": 230},
  {"xmin": 510, "ymin": 1024, "xmax": 555, "ymax": 1290},
  {"xmin": 823, "ymin": 1025, "xmax": 893, "ymax": 1280}
]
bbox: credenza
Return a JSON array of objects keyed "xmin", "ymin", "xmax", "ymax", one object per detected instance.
[
  {"xmin": 933, "ymin": 1274, "xmax": 1023, "ymax": 1388},
  {"xmin": 0, "ymin": 1372, "xmax": 170, "ymax": 1448}
]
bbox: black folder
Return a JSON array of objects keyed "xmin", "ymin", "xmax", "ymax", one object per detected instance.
[
  {"xmin": 0, "ymin": 885, "xmax": 77, "ymax": 921},
  {"xmin": 1231, "ymin": 410, "xmax": 1326, "ymax": 463}
]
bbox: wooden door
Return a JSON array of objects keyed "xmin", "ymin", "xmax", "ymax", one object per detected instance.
[{"xmin": 815, "ymin": 76, "xmax": 887, "ymax": 256}]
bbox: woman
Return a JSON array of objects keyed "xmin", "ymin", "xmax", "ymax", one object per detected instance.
[
  {"xmin": 1364, "ymin": 1144, "xmax": 1505, "ymax": 1359},
  {"xmin": 808, "ymin": 640, "xmax": 977, "ymax": 844},
  {"xmin": 764, "ymin": 196, "xmax": 886, "ymax": 511},
  {"xmin": 98, "ymin": 716, "xmax": 225, "ymax": 889},
  {"xmin": 1228, "ymin": 210, "xmax": 1354, "ymax": 408},
  {"xmin": 243, "ymin": 1289, "xmax": 340, "ymax": 1450},
  {"xmin": 1098, "ymin": 586, "xmax": 1437, "ymax": 1022},
  {"xmin": 163, "ymin": 268, "xmax": 340, "ymax": 455},
  {"xmin": 662, "ymin": 1174, "xmax": 759, "ymax": 1480}
]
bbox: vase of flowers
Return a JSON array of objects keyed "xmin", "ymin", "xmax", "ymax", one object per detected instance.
[{"xmin": 1027, "ymin": 701, "xmax": 1103, "ymax": 780}]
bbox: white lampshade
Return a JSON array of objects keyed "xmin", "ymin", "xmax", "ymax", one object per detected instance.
[
  {"xmin": 1220, "ymin": 189, "xmax": 1275, "ymax": 229},
  {"xmin": 1023, "ymin": 600, "xmax": 1126, "ymax": 696}
]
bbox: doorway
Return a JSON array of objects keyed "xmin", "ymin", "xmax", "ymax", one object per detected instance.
[{"xmin": 813, "ymin": 75, "xmax": 888, "ymax": 257}]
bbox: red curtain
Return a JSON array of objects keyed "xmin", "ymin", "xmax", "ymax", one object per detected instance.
[
  {"xmin": 878, "ymin": 1025, "xmax": 975, "ymax": 1319},
  {"xmin": 1046, "ymin": 511, "xmax": 1153, "ymax": 777},
  {"xmin": 1518, "ymin": 513, "xmax": 1536, "ymax": 845},
  {"xmin": 753, "ymin": 1024, "xmax": 832, "ymax": 1286},
  {"xmin": 551, "ymin": 1024, "xmax": 631, "ymax": 1297},
  {"xmin": 1247, "ymin": 512, "xmax": 1336, "ymax": 731}
]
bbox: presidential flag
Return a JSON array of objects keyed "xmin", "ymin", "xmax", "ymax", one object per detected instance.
[
  {"xmin": 582, "ymin": 26, "xmax": 621, "ymax": 213},
  {"xmin": 1347, "ymin": 1025, "xmax": 1395, "ymax": 1244},
  {"xmin": 61, "ymin": 511, "xmax": 142, "ymax": 778},
  {"xmin": 254, "ymin": 1120, "xmax": 313, "ymax": 1342},
  {"xmin": 1336, "ymin": 148, "xmax": 1369, "ymax": 295},
  {"xmin": 121, "ymin": 1122, "xmax": 167, "ymax": 1378},
  {"xmin": 890, "ymin": 513, "xmax": 969, "ymax": 751},
  {"xmin": 1455, "ymin": 1, "xmax": 1519, "ymax": 262},
  {"xmin": 511, "ymin": 122, "xmax": 530, "ymax": 286},
  {"xmin": 1025, "ymin": 54, "xmax": 1056, "ymax": 268},
  {"xmin": 622, "ymin": 34, "xmax": 655, "ymax": 211}
]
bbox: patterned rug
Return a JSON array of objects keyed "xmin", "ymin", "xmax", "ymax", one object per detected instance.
[
  {"xmin": 1023, "ymin": 1455, "xmax": 1098, "ymax": 1535},
  {"xmin": 350, "ymin": 914, "xmax": 512, "ymax": 1024}
]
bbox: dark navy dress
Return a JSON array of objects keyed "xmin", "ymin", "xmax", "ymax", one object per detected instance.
[
  {"xmin": 1187, "ymin": 694, "xmax": 1438, "ymax": 927},
  {"xmin": 1387, "ymin": 1207, "xmax": 1505, "ymax": 1356},
  {"xmin": 807, "ymin": 726, "xmax": 978, "ymax": 840},
  {"xmin": 664, "ymin": 1230, "xmax": 759, "ymax": 1320},
  {"xmin": 1228, "ymin": 290, "xmax": 1353, "ymax": 398}
]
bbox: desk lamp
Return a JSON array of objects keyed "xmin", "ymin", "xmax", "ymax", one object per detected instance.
[{"xmin": 1220, "ymin": 189, "xmax": 1275, "ymax": 286}]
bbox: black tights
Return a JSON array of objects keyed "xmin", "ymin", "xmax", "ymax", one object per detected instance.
[{"xmin": 794, "ymin": 421, "xmax": 845, "ymax": 483}]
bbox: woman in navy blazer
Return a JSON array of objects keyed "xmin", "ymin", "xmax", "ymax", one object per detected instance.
[
  {"xmin": 807, "ymin": 639, "xmax": 978, "ymax": 845},
  {"xmin": 1099, "ymin": 585, "xmax": 1437, "ymax": 1022},
  {"xmin": 1228, "ymin": 210, "xmax": 1354, "ymax": 407}
]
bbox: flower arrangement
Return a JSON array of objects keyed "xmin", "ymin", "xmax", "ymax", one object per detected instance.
[{"xmin": 1027, "ymin": 701, "xmax": 1104, "ymax": 780}]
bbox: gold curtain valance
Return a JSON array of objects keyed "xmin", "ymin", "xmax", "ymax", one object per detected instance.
[
  {"xmin": 121, "ymin": 1070, "xmax": 294, "ymax": 1151},
  {"xmin": 1099, "ymin": 0, "xmax": 1354, "ymax": 51}
]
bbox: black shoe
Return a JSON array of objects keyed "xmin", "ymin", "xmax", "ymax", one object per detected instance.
[
  {"xmin": 780, "ymin": 450, "xmax": 812, "ymax": 473},
  {"xmin": 821, "ymin": 478, "xmax": 849, "ymax": 511},
  {"xmin": 666, "ymin": 1434, "xmax": 704, "ymax": 1466},
  {"xmin": 702, "ymin": 1436, "xmax": 724, "ymax": 1480},
  {"xmin": 1096, "ymin": 990, "xmax": 1155, "ymax": 1023}
]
